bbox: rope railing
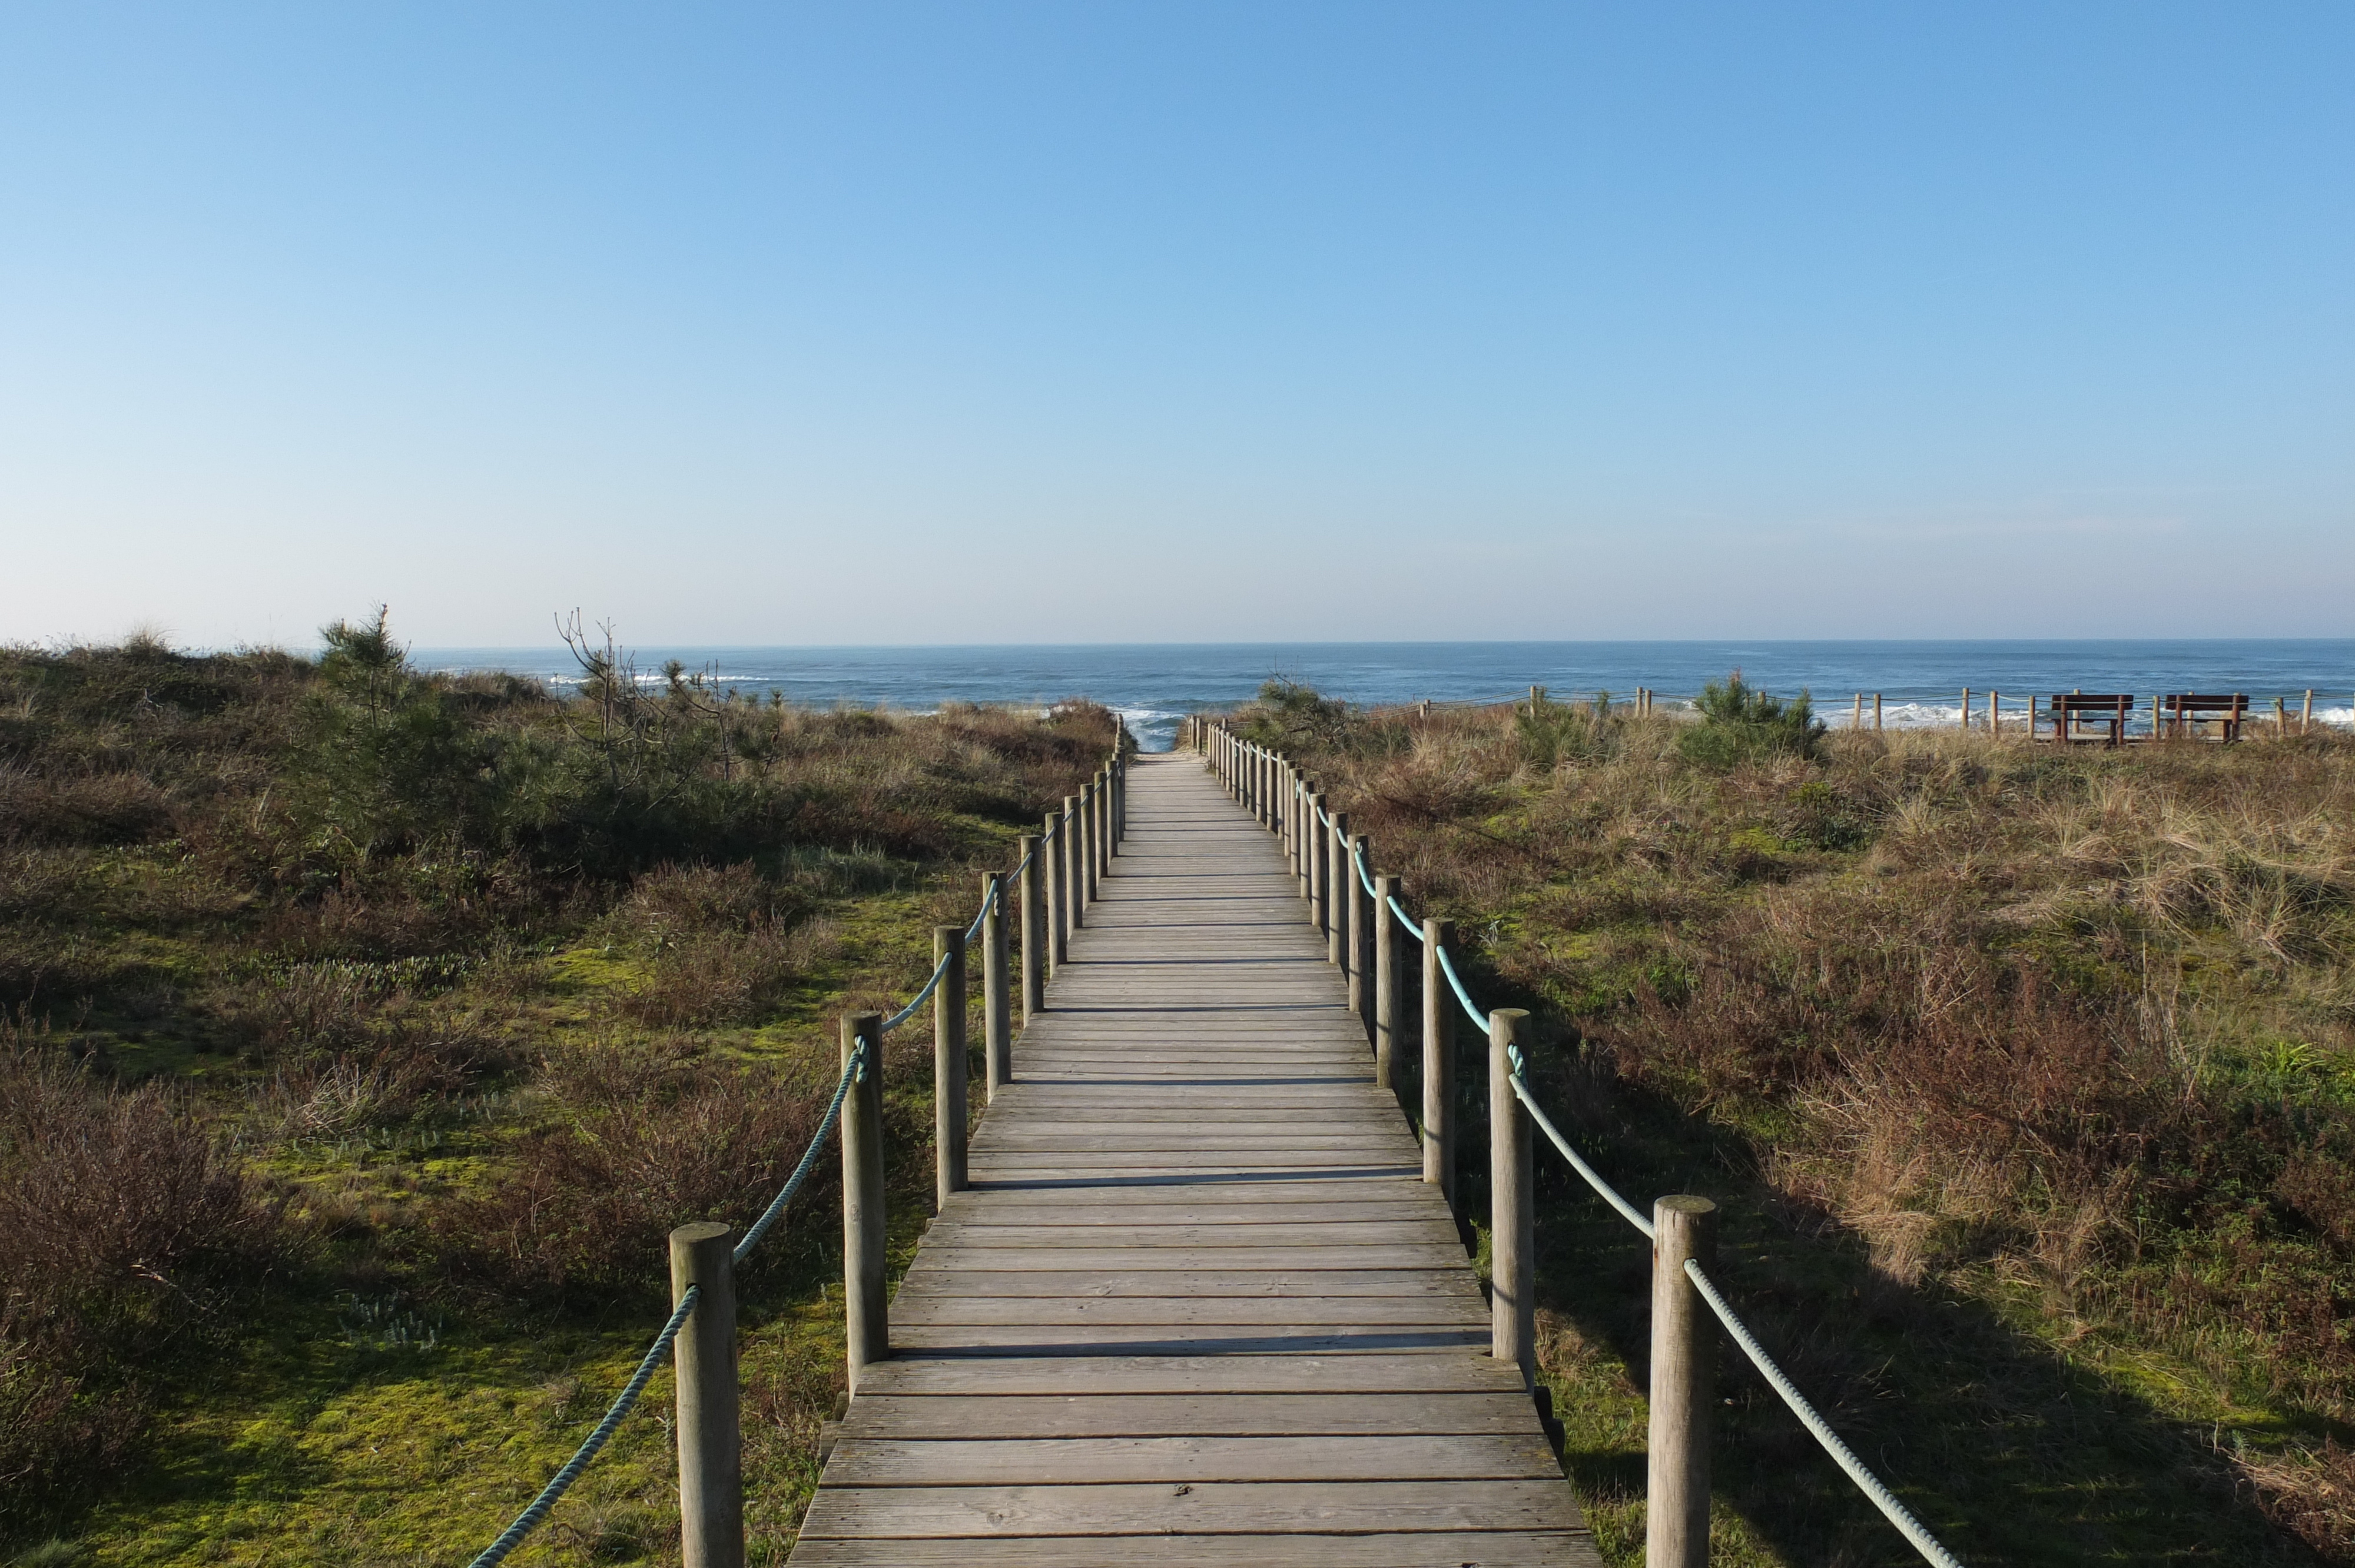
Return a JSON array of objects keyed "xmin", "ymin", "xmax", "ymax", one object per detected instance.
[
  {"xmin": 1433, "ymin": 944, "xmax": 1487, "ymax": 1032},
  {"xmin": 466, "ymin": 730, "xmax": 1132, "ymax": 1568},
  {"xmin": 1203, "ymin": 719, "xmax": 1968, "ymax": 1568},
  {"xmin": 467, "ymin": 1285, "xmax": 704, "ymax": 1568},
  {"xmin": 1389, "ymin": 895, "xmax": 1424, "ymax": 940},
  {"xmin": 1687, "ymin": 1259, "xmax": 1966, "ymax": 1568}
]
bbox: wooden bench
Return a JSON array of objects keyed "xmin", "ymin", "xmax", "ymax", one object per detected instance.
[
  {"xmin": 2036, "ymin": 694, "xmax": 2133, "ymax": 746},
  {"xmin": 2160, "ymin": 693, "xmax": 2249, "ymax": 742}
]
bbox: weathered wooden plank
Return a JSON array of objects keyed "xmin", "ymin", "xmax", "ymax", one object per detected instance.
[
  {"xmin": 893, "ymin": 1268, "xmax": 1478, "ymax": 1298},
  {"xmin": 835, "ymin": 1393, "xmax": 1543, "ymax": 1440},
  {"xmin": 788, "ymin": 1532, "xmax": 1601, "ymax": 1566},
  {"xmin": 922, "ymin": 1220, "xmax": 1464, "ymax": 1249},
  {"xmin": 907, "ymin": 1244, "xmax": 1464, "ymax": 1271},
  {"xmin": 822, "ymin": 1433, "xmax": 1560, "ymax": 1485},
  {"xmin": 797, "ymin": 1479, "xmax": 1588, "ymax": 1538},
  {"xmin": 846, "ymin": 1353, "xmax": 1530, "ymax": 1397},
  {"xmin": 926, "ymin": 1201, "xmax": 1448, "ymax": 1227},
  {"xmin": 890, "ymin": 1297, "xmax": 1484, "ymax": 1328},
  {"xmin": 885, "ymin": 1326, "xmax": 1490, "ymax": 1355}
]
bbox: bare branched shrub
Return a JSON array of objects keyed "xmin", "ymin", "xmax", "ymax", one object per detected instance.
[
  {"xmin": 0, "ymin": 1025, "xmax": 276, "ymax": 1521},
  {"xmin": 438, "ymin": 1039, "xmax": 828, "ymax": 1295}
]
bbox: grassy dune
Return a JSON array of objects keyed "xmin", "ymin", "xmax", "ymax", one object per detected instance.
[
  {"xmin": 0, "ymin": 629, "xmax": 1116, "ymax": 1566},
  {"xmin": 1232, "ymin": 682, "xmax": 2354, "ymax": 1567}
]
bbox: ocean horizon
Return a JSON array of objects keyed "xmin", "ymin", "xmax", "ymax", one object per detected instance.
[{"xmin": 412, "ymin": 639, "xmax": 2355, "ymax": 752}]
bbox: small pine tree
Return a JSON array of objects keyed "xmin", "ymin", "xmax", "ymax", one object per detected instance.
[{"xmin": 1677, "ymin": 672, "xmax": 1824, "ymax": 769}]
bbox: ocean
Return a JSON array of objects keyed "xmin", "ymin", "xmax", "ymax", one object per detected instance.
[{"xmin": 411, "ymin": 640, "xmax": 2355, "ymax": 753}]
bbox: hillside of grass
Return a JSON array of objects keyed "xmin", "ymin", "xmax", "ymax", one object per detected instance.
[
  {"xmin": 0, "ymin": 622, "xmax": 1118, "ymax": 1567},
  {"xmin": 1232, "ymin": 679, "xmax": 2354, "ymax": 1567}
]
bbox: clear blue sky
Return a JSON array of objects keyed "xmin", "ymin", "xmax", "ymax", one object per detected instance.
[{"xmin": 4, "ymin": 3, "xmax": 2349, "ymax": 647}]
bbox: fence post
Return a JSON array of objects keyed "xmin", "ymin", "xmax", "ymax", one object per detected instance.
[
  {"xmin": 1063, "ymin": 796, "xmax": 1083, "ymax": 929},
  {"xmin": 1308, "ymin": 794, "xmax": 1329, "ymax": 935},
  {"xmin": 1096, "ymin": 768, "xmax": 1113, "ymax": 874},
  {"xmin": 1328, "ymin": 810, "xmax": 1351, "ymax": 968},
  {"xmin": 1423, "ymin": 919, "xmax": 1456, "ymax": 1208},
  {"xmin": 1373, "ymin": 875, "xmax": 1400, "ymax": 1092},
  {"xmin": 1647, "ymin": 1195, "xmax": 1719, "ymax": 1568},
  {"xmin": 1356, "ymin": 838, "xmax": 1375, "ymax": 1031},
  {"xmin": 670, "ymin": 1221, "xmax": 742, "ymax": 1568},
  {"xmin": 841, "ymin": 1013, "xmax": 887, "ymax": 1393},
  {"xmin": 984, "ymin": 873, "xmax": 1011, "ymax": 1098},
  {"xmin": 1082, "ymin": 780, "xmax": 1101, "ymax": 905},
  {"xmin": 1044, "ymin": 812, "xmax": 1068, "ymax": 969},
  {"xmin": 1286, "ymin": 766, "xmax": 1301, "ymax": 879},
  {"xmin": 933, "ymin": 927, "xmax": 967, "ymax": 1205},
  {"xmin": 1347, "ymin": 835, "xmax": 1372, "ymax": 1023},
  {"xmin": 1490, "ymin": 1008, "xmax": 1534, "ymax": 1387},
  {"xmin": 1018, "ymin": 836, "xmax": 1044, "ymax": 1022}
]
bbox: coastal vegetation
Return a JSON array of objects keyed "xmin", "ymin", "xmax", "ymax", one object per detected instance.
[
  {"xmin": 1232, "ymin": 682, "xmax": 2355, "ymax": 1566},
  {"xmin": 0, "ymin": 622, "xmax": 1117, "ymax": 1565}
]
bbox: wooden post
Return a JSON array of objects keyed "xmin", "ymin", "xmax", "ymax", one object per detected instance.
[
  {"xmin": 1043, "ymin": 813, "xmax": 1067, "ymax": 971},
  {"xmin": 933, "ymin": 926, "xmax": 967, "ymax": 1204},
  {"xmin": 1089, "ymin": 771, "xmax": 1106, "ymax": 879},
  {"xmin": 1298, "ymin": 779, "xmax": 1316, "ymax": 902},
  {"xmin": 2304, "ymin": 690, "xmax": 2314, "ymax": 734},
  {"xmin": 1017, "ymin": 836, "xmax": 1043, "ymax": 1021},
  {"xmin": 1282, "ymin": 766, "xmax": 1297, "ymax": 878},
  {"xmin": 1874, "ymin": 693, "xmax": 1883, "ymax": 731},
  {"xmin": 1852, "ymin": 692, "xmax": 1862, "ymax": 730},
  {"xmin": 2277, "ymin": 695, "xmax": 2288, "ymax": 735},
  {"xmin": 1308, "ymin": 794, "xmax": 1330, "ymax": 936},
  {"xmin": 1647, "ymin": 1195, "xmax": 1719, "ymax": 1568},
  {"xmin": 841, "ymin": 1013, "xmax": 887, "ymax": 1392},
  {"xmin": 671, "ymin": 1221, "xmax": 742, "ymax": 1568},
  {"xmin": 1348, "ymin": 835, "xmax": 1373, "ymax": 1025},
  {"xmin": 1991, "ymin": 689, "xmax": 2001, "ymax": 737},
  {"xmin": 984, "ymin": 872, "xmax": 1011, "ymax": 1097},
  {"xmin": 1961, "ymin": 687, "xmax": 1970, "ymax": 732},
  {"xmin": 1078, "ymin": 785, "xmax": 1096, "ymax": 908},
  {"xmin": 1328, "ymin": 810, "xmax": 1351, "ymax": 969},
  {"xmin": 1490, "ymin": 1008, "xmax": 1534, "ymax": 1387},
  {"xmin": 1423, "ymin": 919, "xmax": 1456, "ymax": 1207},
  {"xmin": 1093, "ymin": 766, "xmax": 1107, "ymax": 869},
  {"xmin": 1374, "ymin": 874, "xmax": 1401, "ymax": 1093},
  {"xmin": 1063, "ymin": 795, "xmax": 1083, "ymax": 929}
]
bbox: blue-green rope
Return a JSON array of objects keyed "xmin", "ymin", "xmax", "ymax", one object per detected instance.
[
  {"xmin": 466, "ymin": 1287, "xmax": 699, "ymax": 1568},
  {"xmin": 881, "ymin": 949, "xmax": 953, "ymax": 1034},
  {"xmin": 1508, "ymin": 1072, "xmax": 1651, "ymax": 1238},
  {"xmin": 733, "ymin": 1045, "xmax": 861, "ymax": 1264},
  {"xmin": 1389, "ymin": 896, "xmax": 1423, "ymax": 939},
  {"xmin": 1433, "ymin": 944, "xmax": 1488, "ymax": 1033}
]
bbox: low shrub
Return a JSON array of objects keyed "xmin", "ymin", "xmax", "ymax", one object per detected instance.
[
  {"xmin": 437, "ymin": 1041, "xmax": 827, "ymax": 1297},
  {"xmin": 1676, "ymin": 672, "xmax": 1825, "ymax": 769},
  {"xmin": 0, "ymin": 1027, "xmax": 277, "ymax": 1526}
]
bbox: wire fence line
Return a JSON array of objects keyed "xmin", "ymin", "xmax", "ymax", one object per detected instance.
[
  {"xmin": 1215, "ymin": 725, "xmax": 1968, "ymax": 1568},
  {"xmin": 462, "ymin": 762, "xmax": 1104, "ymax": 1568}
]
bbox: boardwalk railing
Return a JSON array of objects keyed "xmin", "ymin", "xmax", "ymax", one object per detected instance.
[
  {"xmin": 465, "ymin": 734, "xmax": 1131, "ymax": 1568},
  {"xmin": 1198, "ymin": 717, "xmax": 1966, "ymax": 1568}
]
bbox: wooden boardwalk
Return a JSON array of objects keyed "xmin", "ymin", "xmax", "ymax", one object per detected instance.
[{"xmin": 790, "ymin": 752, "xmax": 1600, "ymax": 1566}]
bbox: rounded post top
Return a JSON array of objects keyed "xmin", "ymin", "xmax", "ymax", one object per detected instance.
[
  {"xmin": 1655, "ymin": 1194, "xmax": 1717, "ymax": 1218},
  {"xmin": 1375, "ymin": 873, "xmax": 1400, "ymax": 894},
  {"xmin": 1425, "ymin": 916, "xmax": 1455, "ymax": 942},
  {"xmin": 936, "ymin": 924, "xmax": 965, "ymax": 951},
  {"xmin": 671, "ymin": 1220, "xmax": 731, "ymax": 1247},
  {"xmin": 1488, "ymin": 1006, "xmax": 1530, "ymax": 1038}
]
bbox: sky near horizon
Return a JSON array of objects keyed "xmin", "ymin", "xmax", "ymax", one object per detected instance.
[{"xmin": 3, "ymin": 4, "xmax": 2350, "ymax": 650}]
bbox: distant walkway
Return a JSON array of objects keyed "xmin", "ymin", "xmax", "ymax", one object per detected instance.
[{"xmin": 789, "ymin": 752, "xmax": 1597, "ymax": 1566}]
